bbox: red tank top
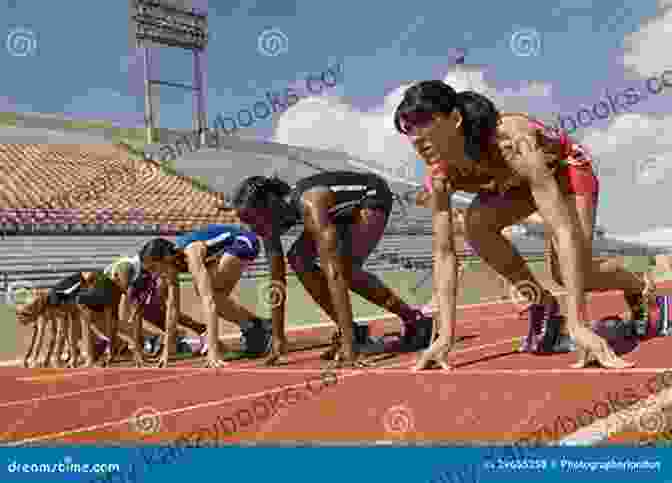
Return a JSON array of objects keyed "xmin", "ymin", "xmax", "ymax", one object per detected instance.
[{"xmin": 423, "ymin": 116, "xmax": 593, "ymax": 193}]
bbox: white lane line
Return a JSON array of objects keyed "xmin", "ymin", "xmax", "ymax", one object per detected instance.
[{"xmin": 3, "ymin": 358, "xmax": 416, "ymax": 446}]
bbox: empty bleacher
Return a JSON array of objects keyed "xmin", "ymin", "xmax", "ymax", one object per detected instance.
[{"xmin": 0, "ymin": 142, "xmax": 663, "ymax": 296}]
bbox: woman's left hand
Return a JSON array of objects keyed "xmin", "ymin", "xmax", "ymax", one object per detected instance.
[
  {"xmin": 569, "ymin": 324, "xmax": 635, "ymax": 369},
  {"xmin": 413, "ymin": 336, "xmax": 455, "ymax": 371}
]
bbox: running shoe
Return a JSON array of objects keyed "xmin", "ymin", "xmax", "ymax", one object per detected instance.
[
  {"xmin": 93, "ymin": 337, "xmax": 110, "ymax": 360},
  {"xmin": 520, "ymin": 294, "xmax": 561, "ymax": 353},
  {"xmin": 143, "ymin": 335, "xmax": 161, "ymax": 356},
  {"xmin": 401, "ymin": 309, "xmax": 434, "ymax": 350}
]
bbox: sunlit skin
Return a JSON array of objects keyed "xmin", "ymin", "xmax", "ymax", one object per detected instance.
[
  {"xmin": 411, "ymin": 200, "xmax": 546, "ymax": 318},
  {"xmin": 112, "ymin": 265, "xmax": 207, "ymax": 368},
  {"xmin": 142, "ymin": 247, "xmax": 262, "ymax": 369},
  {"xmin": 405, "ymin": 110, "xmax": 646, "ymax": 370},
  {"xmin": 237, "ymin": 191, "xmax": 418, "ymax": 368},
  {"xmin": 16, "ymin": 287, "xmax": 110, "ymax": 369},
  {"xmin": 238, "ymin": 197, "xmax": 361, "ymax": 366},
  {"xmin": 237, "ymin": 206, "xmax": 290, "ymax": 365},
  {"xmin": 79, "ymin": 272, "xmax": 121, "ymax": 367}
]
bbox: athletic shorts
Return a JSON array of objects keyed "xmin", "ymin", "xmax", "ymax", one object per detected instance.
[
  {"xmin": 48, "ymin": 272, "xmax": 118, "ymax": 312},
  {"xmin": 127, "ymin": 271, "xmax": 164, "ymax": 324}
]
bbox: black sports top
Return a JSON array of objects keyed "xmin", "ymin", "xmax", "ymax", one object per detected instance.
[
  {"xmin": 289, "ymin": 171, "xmax": 393, "ymax": 221},
  {"xmin": 263, "ymin": 171, "xmax": 393, "ymax": 256}
]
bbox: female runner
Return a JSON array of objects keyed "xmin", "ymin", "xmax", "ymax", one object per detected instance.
[
  {"xmin": 138, "ymin": 224, "xmax": 267, "ymax": 368},
  {"xmin": 394, "ymin": 80, "xmax": 653, "ymax": 370},
  {"xmin": 107, "ymin": 254, "xmax": 208, "ymax": 366},
  {"xmin": 229, "ymin": 172, "xmax": 430, "ymax": 367}
]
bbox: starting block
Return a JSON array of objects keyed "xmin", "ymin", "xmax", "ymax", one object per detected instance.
[
  {"xmin": 353, "ymin": 321, "xmax": 369, "ymax": 346},
  {"xmin": 401, "ymin": 315, "xmax": 434, "ymax": 350},
  {"xmin": 519, "ymin": 295, "xmax": 672, "ymax": 354},
  {"xmin": 350, "ymin": 316, "xmax": 434, "ymax": 354},
  {"xmin": 239, "ymin": 319, "xmax": 273, "ymax": 356}
]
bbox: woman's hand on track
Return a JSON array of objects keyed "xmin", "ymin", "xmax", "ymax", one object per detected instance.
[
  {"xmin": 413, "ymin": 338, "xmax": 454, "ymax": 371},
  {"xmin": 569, "ymin": 325, "xmax": 635, "ymax": 369}
]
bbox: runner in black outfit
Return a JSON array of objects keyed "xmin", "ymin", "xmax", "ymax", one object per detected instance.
[{"xmin": 231, "ymin": 171, "xmax": 429, "ymax": 367}]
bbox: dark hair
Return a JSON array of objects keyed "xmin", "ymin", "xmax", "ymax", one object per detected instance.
[
  {"xmin": 393, "ymin": 80, "xmax": 500, "ymax": 161},
  {"xmin": 231, "ymin": 176, "xmax": 292, "ymax": 209},
  {"xmin": 138, "ymin": 238, "xmax": 177, "ymax": 262}
]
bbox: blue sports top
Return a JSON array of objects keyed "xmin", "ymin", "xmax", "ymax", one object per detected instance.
[{"xmin": 175, "ymin": 224, "xmax": 257, "ymax": 259}]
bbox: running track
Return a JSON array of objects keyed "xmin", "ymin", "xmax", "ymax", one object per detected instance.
[{"xmin": 2, "ymin": 282, "xmax": 672, "ymax": 447}]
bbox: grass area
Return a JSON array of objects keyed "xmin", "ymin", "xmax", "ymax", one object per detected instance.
[
  {"xmin": 0, "ymin": 112, "xmax": 19, "ymax": 127},
  {"xmin": 0, "ymin": 304, "xmax": 18, "ymax": 358},
  {"xmin": 177, "ymin": 260, "xmax": 549, "ymax": 325}
]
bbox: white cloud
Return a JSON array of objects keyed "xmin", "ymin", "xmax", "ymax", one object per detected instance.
[
  {"xmin": 611, "ymin": 228, "xmax": 672, "ymax": 248},
  {"xmin": 622, "ymin": 0, "xmax": 672, "ymax": 77},
  {"xmin": 271, "ymin": 65, "xmax": 553, "ymax": 182},
  {"xmin": 578, "ymin": 112, "xmax": 672, "ymax": 232}
]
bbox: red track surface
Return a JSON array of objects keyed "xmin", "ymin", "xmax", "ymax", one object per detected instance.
[{"xmin": 2, "ymin": 282, "xmax": 672, "ymax": 446}]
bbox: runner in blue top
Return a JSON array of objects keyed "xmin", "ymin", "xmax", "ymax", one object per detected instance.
[{"xmin": 139, "ymin": 224, "xmax": 267, "ymax": 368}]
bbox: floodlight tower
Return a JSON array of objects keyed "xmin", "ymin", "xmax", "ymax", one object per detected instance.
[{"xmin": 131, "ymin": 0, "xmax": 208, "ymax": 144}]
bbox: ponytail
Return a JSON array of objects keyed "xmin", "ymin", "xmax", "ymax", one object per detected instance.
[{"xmin": 454, "ymin": 91, "xmax": 499, "ymax": 161}]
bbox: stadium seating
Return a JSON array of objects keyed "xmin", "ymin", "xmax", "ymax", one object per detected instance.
[{"xmin": 0, "ymin": 142, "xmax": 663, "ymax": 296}]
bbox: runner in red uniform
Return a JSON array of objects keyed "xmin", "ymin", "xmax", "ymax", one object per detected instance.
[{"xmin": 394, "ymin": 80, "xmax": 654, "ymax": 370}]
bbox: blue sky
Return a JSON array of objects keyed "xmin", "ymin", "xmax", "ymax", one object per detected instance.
[{"xmin": 2, "ymin": 0, "xmax": 672, "ymax": 234}]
